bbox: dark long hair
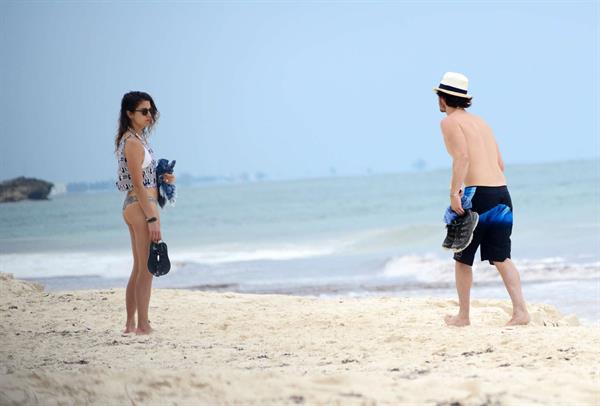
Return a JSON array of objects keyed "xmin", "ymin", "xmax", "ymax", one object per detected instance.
[{"xmin": 115, "ymin": 91, "xmax": 159, "ymax": 151}]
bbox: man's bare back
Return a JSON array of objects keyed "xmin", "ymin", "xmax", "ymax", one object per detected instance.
[{"xmin": 441, "ymin": 110, "xmax": 506, "ymax": 187}]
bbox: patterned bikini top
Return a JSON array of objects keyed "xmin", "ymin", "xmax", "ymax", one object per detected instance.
[{"xmin": 115, "ymin": 130, "xmax": 157, "ymax": 192}]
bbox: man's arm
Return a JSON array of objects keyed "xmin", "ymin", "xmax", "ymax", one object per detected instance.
[
  {"xmin": 495, "ymin": 140, "xmax": 505, "ymax": 172},
  {"xmin": 441, "ymin": 118, "xmax": 469, "ymax": 214}
]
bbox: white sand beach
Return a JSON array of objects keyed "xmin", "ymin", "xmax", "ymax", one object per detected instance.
[{"xmin": 0, "ymin": 272, "xmax": 599, "ymax": 405}]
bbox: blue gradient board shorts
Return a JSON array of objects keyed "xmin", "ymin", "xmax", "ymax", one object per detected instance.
[{"xmin": 453, "ymin": 185, "xmax": 513, "ymax": 266}]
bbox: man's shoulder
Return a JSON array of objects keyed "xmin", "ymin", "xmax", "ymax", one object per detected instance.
[
  {"xmin": 440, "ymin": 115, "xmax": 461, "ymax": 130},
  {"xmin": 442, "ymin": 113, "xmax": 489, "ymax": 127}
]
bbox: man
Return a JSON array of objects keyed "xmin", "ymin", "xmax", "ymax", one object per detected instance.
[{"xmin": 434, "ymin": 72, "xmax": 530, "ymax": 326}]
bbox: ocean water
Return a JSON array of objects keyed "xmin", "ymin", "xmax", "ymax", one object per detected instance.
[{"xmin": 1, "ymin": 160, "xmax": 599, "ymax": 322}]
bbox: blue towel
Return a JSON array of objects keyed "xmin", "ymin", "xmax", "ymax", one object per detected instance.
[
  {"xmin": 443, "ymin": 187, "xmax": 475, "ymax": 224},
  {"xmin": 156, "ymin": 159, "xmax": 176, "ymax": 208}
]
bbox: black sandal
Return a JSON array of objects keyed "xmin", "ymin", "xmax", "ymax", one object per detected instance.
[{"xmin": 147, "ymin": 240, "xmax": 171, "ymax": 277}]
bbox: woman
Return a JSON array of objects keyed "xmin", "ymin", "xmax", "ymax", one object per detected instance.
[{"xmin": 115, "ymin": 91, "xmax": 175, "ymax": 334}]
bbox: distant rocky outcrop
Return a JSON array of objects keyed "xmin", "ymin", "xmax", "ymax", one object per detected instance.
[{"xmin": 0, "ymin": 177, "xmax": 54, "ymax": 203}]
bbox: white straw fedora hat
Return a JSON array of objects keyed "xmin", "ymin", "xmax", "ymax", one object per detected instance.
[{"xmin": 433, "ymin": 72, "xmax": 472, "ymax": 99}]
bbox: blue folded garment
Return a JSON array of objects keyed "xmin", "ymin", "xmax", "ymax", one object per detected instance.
[
  {"xmin": 443, "ymin": 187, "xmax": 474, "ymax": 224},
  {"xmin": 156, "ymin": 159, "xmax": 176, "ymax": 208}
]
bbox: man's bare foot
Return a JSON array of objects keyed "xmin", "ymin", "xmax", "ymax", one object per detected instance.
[
  {"xmin": 506, "ymin": 312, "xmax": 530, "ymax": 326},
  {"xmin": 444, "ymin": 314, "xmax": 470, "ymax": 327}
]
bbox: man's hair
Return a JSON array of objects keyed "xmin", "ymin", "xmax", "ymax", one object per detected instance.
[{"xmin": 437, "ymin": 91, "xmax": 472, "ymax": 109}]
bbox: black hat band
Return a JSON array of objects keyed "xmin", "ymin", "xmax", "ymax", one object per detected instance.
[{"xmin": 438, "ymin": 83, "xmax": 468, "ymax": 94}]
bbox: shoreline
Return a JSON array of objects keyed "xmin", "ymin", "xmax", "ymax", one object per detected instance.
[
  {"xmin": 1, "ymin": 273, "xmax": 599, "ymax": 405},
  {"xmin": 18, "ymin": 270, "xmax": 600, "ymax": 325}
]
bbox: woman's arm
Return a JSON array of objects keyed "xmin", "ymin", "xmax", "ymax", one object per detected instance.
[{"xmin": 124, "ymin": 139, "xmax": 161, "ymax": 240}]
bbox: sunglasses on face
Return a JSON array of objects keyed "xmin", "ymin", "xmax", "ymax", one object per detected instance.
[{"xmin": 134, "ymin": 108, "xmax": 154, "ymax": 116}]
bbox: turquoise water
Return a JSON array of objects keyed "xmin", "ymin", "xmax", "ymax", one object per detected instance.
[{"xmin": 1, "ymin": 160, "xmax": 599, "ymax": 321}]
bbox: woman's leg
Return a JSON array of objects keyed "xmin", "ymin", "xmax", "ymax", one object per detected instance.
[
  {"xmin": 124, "ymin": 201, "xmax": 156, "ymax": 335},
  {"xmin": 123, "ymin": 223, "xmax": 138, "ymax": 333}
]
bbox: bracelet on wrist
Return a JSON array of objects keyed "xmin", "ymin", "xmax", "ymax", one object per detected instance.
[{"xmin": 146, "ymin": 216, "xmax": 157, "ymax": 223}]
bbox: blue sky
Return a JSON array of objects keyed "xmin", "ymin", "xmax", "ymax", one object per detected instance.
[{"xmin": 1, "ymin": 1, "xmax": 598, "ymax": 182}]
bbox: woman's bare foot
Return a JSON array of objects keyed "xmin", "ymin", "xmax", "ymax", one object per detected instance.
[
  {"xmin": 136, "ymin": 323, "xmax": 153, "ymax": 335},
  {"xmin": 123, "ymin": 320, "xmax": 136, "ymax": 334},
  {"xmin": 123, "ymin": 325, "xmax": 136, "ymax": 334},
  {"xmin": 506, "ymin": 311, "xmax": 531, "ymax": 326},
  {"xmin": 444, "ymin": 314, "xmax": 470, "ymax": 327}
]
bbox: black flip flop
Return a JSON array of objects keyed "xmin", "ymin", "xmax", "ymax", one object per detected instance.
[{"xmin": 147, "ymin": 240, "xmax": 171, "ymax": 277}]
